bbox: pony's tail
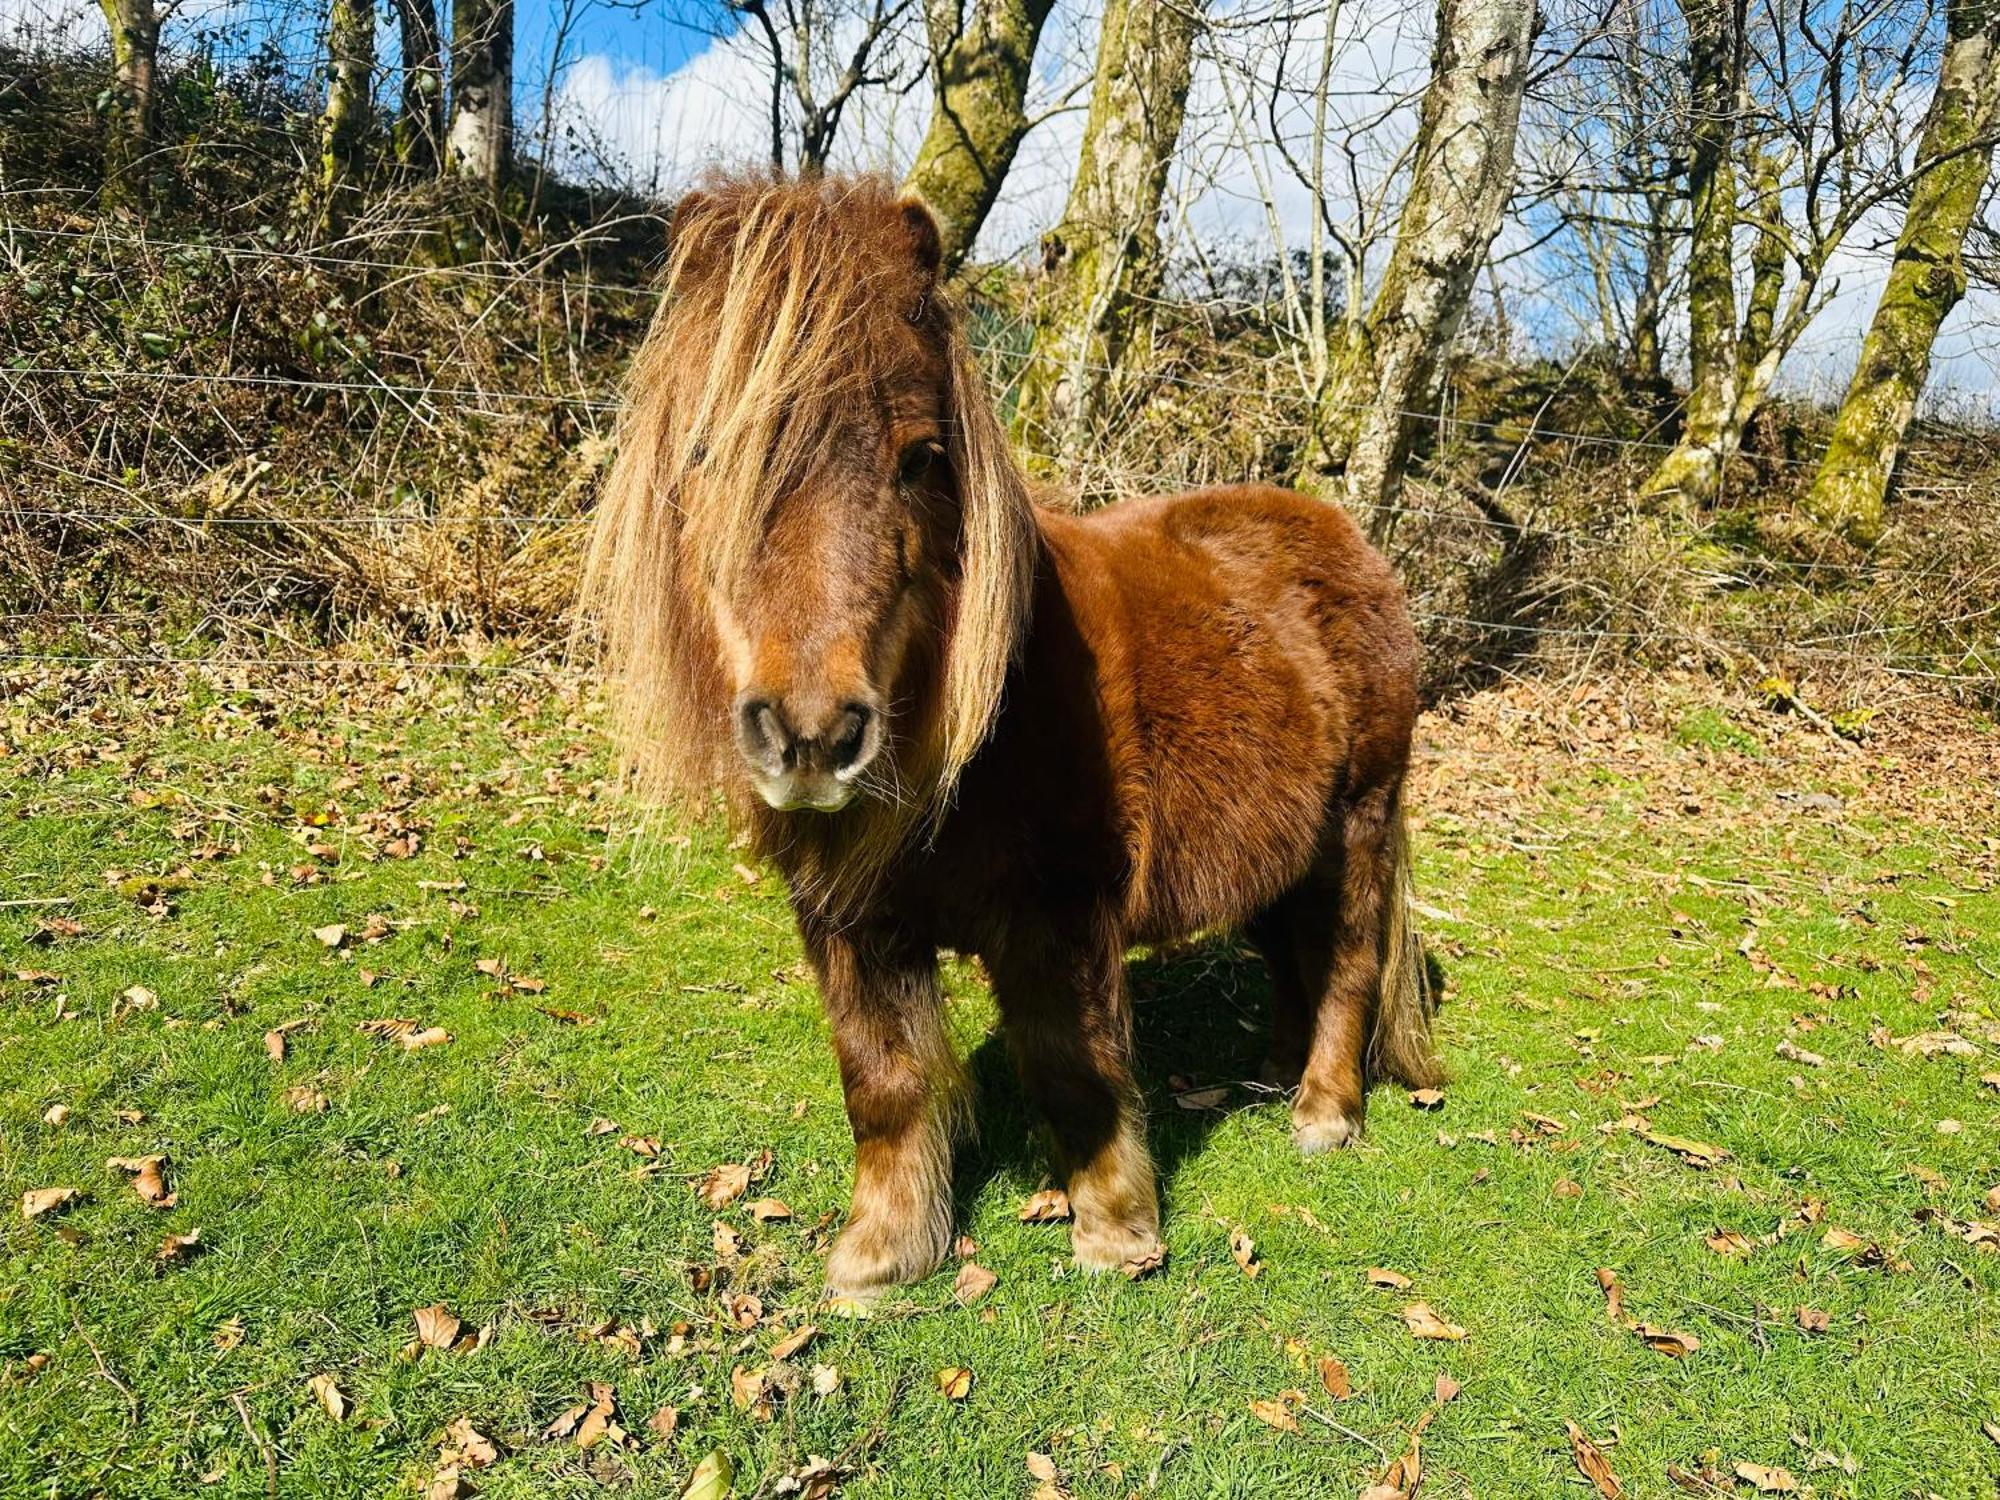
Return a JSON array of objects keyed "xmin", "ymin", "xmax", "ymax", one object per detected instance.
[{"xmin": 1369, "ymin": 796, "xmax": 1443, "ymax": 1090}]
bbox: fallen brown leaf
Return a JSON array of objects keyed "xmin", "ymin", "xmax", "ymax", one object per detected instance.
[
  {"xmin": 953, "ymin": 1261, "xmax": 998, "ymax": 1305},
  {"xmin": 747, "ymin": 1197, "xmax": 792, "ymax": 1221},
  {"xmin": 41, "ymin": 1103, "xmax": 70, "ymax": 1127},
  {"xmin": 156, "ymin": 1228, "xmax": 201, "ymax": 1264},
  {"xmin": 1366, "ymin": 1267, "xmax": 1413, "ymax": 1291},
  {"xmin": 1318, "ymin": 1356, "xmax": 1351, "ymax": 1400},
  {"xmin": 1733, "ymin": 1460, "xmax": 1797, "ymax": 1493},
  {"xmin": 306, "ymin": 1373, "xmax": 347, "ymax": 1422},
  {"xmin": 1403, "ymin": 1303, "xmax": 1467, "ymax": 1341},
  {"xmin": 413, "ymin": 1303, "xmax": 462, "ymax": 1350},
  {"xmin": 1796, "ymin": 1307, "xmax": 1830, "ymax": 1334},
  {"xmin": 108, "ymin": 1154, "xmax": 174, "ymax": 1208},
  {"xmin": 1018, "ymin": 1189, "xmax": 1072, "ymax": 1223},
  {"xmin": 1595, "ymin": 1268, "xmax": 1624, "ymax": 1323},
  {"xmin": 1408, "ymin": 1088, "xmax": 1445, "ymax": 1110},
  {"xmin": 698, "ymin": 1162, "xmax": 751, "ymax": 1209},
  {"xmin": 1434, "ymin": 1372, "xmax": 1461, "ymax": 1404},
  {"xmin": 1705, "ymin": 1230, "xmax": 1755, "ymax": 1257},
  {"xmin": 935, "ymin": 1366, "xmax": 973, "ymax": 1401},
  {"xmin": 771, "ymin": 1323, "xmax": 817, "ymax": 1360},
  {"xmin": 1229, "ymin": 1227, "xmax": 1261, "ymax": 1278},
  {"xmin": 1639, "ymin": 1130, "xmax": 1727, "ymax": 1166},
  {"xmin": 1565, "ymin": 1420, "xmax": 1623, "ymax": 1498},
  {"xmin": 1248, "ymin": 1391, "xmax": 1303, "ymax": 1433},
  {"xmin": 21, "ymin": 1186, "xmax": 80, "ymax": 1221},
  {"xmin": 1631, "ymin": 1323, "xmax": 1700, "ymax": 1358}
]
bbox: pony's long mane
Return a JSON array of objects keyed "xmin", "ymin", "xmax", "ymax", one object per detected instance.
[{"xmin": 580, "ymin": 173, "xmax": 1036, "ymax": 847}]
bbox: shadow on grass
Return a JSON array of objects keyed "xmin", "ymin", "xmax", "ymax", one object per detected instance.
[{"xmin": 950, "ymin": 934, "xmax": 1279, "ymax": 1220}]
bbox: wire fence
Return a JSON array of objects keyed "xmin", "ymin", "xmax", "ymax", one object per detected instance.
[{"xmin": 5, "ymin": 224, "xmax": 1997, "ymax": 702}]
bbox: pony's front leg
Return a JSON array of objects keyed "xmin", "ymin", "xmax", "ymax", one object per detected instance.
[
  {"xmin": 804, "ymin": 922, "xmax": 960, "ymax": 1298},
  {"xmin": 989, "ymin": 928, "xmax": 1164, "ymax": 1276}
]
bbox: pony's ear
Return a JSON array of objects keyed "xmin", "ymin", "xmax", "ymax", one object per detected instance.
[{"xmin": 896, "ymin": 196, "xmax": 944, "ymax": 282}]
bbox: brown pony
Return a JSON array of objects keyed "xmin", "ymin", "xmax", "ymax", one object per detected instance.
[{"xmin": 584, "ymin": 173, "xmax": 1438, "ymax": 1295}]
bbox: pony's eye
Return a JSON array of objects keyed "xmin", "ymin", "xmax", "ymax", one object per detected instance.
[{"xmin": 897, "ymin": 440, "xmax": 942, "ymax": 486}]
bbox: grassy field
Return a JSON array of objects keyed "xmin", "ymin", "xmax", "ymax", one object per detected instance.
[{"xmin": 2, "ymin": 664, "xmax": 1997, "ymax": 1499}]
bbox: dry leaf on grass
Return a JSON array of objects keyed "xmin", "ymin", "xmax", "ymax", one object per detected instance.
[
  {"xmin": 108, "ymin": 1155, "xmax": 174, "ymax": 1208},
  {"xmin": 1366, "ymin": 1267, "xmax": 1412, "ymax": 1291},
  {"xmin": 21, "ymin": 1186, "xmax": 79, "ymax": 1221},
  {"xmin": 41, "ymin": 1103, "xmax": 70, "ymax": 1127},
  {"xmin": 771, "ymin": 1323, "xmax": 817, "ymax": 1360},
  {"xmin": 1733, "ymin": 1460, "xmax": 1797, "ymax": 1492},
  {"xmin": 283, "ymin": 1086, "xmax": 329, "ymax": 1114},
  {"xmin": 1249, "ymin": 1391, "xmax": 1303, "ymax": 1433},
  {"xmin": 935, "ymin": 1366, "xmax": 973, "ymax": 1401},
  {"xmin": 648, "ymin": 1404, "xmax": 679, "ymax": 1438},
  {"xmin": 1705, "ymin": 1230, "xmax": 1755, "ymax": 1257},
  {"xmin": 1229, "ymin": 1227, "xmax": 1261, "ymax": 1278},
  {"xmin": 723, "ymin": 1292, "xmax": 764, "ymax": 1330},
  {"xmin": 1018, "ymin": 1189, "xmax": 1072, "ymax": 1223},
  {"xmin": 1434, "ymin": 1372, "xmax": 1461, "ymax": 1404},
  {"xmin": 1565, "ymin": 1420, "xmax": 1623, "ymax": 1498},
  {"xmin": 698, "ymin": 1162, "xmax": 750, "ymax": 1209},
  {"xmin": 1631, "ymin": 1323, "xmax": 1701, "ymax": 1358},
  {"xmin": 306, "ymin": 1373, "xmax": 347, "ymax": 1421},
  {"xmin": 713, "ymin": 1220, "xmax": 744, "ymax": 1261},
  {"xmin": 413, "ymin": 1303, "xmax": 462, "ymax": 1351},
  {"xmin": 1403, "ymin": 1303, "xmax": 1467, "ymax": 1341},
  {"xmin": 1318, "ymin": 1356, "xmax": 1351, "ymax": 1400},
  {"xmin": 953, "ymin": 1262, "xmax": 998, "ymax": 1305},
  {"xmin": 1408, "ymin": 1088, "xmax": 1446, "ymax": 1110},
  {"xmin": 156, "ymin": 1229, "xmax": 201, "ymax": 1264},
  {"xmin": 548, "ymin": 1380, "xmax": 635, "ymax": 1447},
  {"xmin": 1594, "ymin": 1268, "xmax": 1625, "ymax": 1323},
  {"xmin": 747, "ymin": 1197, "xmax": 792, "ymax": 1221},
  {"xmin": 313, "ymin": 924, "xmax": 348, "ymax": 949},
  {"xmin": 1175, "ymin": 1086, "xmax": 1230, "ymax": 1110},
  {"xmin": 1796, "ymin": 1307, "xmax": 1831, "ymax": 1334}
]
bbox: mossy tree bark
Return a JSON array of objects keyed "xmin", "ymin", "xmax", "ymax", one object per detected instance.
[
  {"xmin": 313, "ymin": 0, "xmax": 376, "ymax": 232},
  {"xmin": 394, "ymin": 0, "xmax": 444, "ymax": 172},
  {"xmin": 1010, "ymin": 0, "xmax": 1201, "ymax": 465},
  {"xmin": 1641, "ymin": 0, "xmax": 1742, "ymax": 506},
  {"xmin": 448, "ymin": 0, "xmax": 513, "ymax": 188},
  {"xmin": 1297, "ymin": 0, "xmax": 1537, "ymax": 527},
  {"xmin": 1804, "ymin": 0, "xmax": 2000, "ymax": 545},
  {"xmin": 901, "ymin": 0, "xmax": 1054, "ymax": 274},
  {"xmin": 96, "ymin": 0, "xmax": 160, "ymax": 209}
]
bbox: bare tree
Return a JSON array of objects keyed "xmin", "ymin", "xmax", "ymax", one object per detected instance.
[
  {"xmin": 449, "ymin": 0, "xmax": 515, "ymax": 186},
  {"xmin": 1011, "ymin": 0, "xmax": 1204, "ymax": 463},
  {"xmin": 1299, "ymin": 0, "xmax": 1539, "ymax": 521},
  {"xmin": 96, "ymin": 0, "xmax": 160, "ymax": 208},
  {"xmin": 313, "ymin": 0, "xmax": 376, "ymax": 228},
  {"xmin": 734, "ymin": 0, "xmax": 921, "ymax": 175},
  {"xmin": 902, "ymin": 0, "xmax": 1055, "ymax": 271},
  {"xmin": 1806, "ymin": 0, "xmax": 2000, "ymax": 541},
  {"xmin": 395, "ymin": 0, "xmax": 445, "ymax": 172}
]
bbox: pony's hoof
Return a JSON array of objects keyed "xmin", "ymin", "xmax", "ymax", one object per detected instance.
[
  {"xmin": 1292, "ymin": 1110, "xmax": 1362, "ymax": 1153},
  {"xmin": 1072, "ymin": 1219, "xmax": 1166, "ymax": 1279},
  {"xmin": 823, "ymin": 1224, "xmax": 941, "ymax": 1299}
]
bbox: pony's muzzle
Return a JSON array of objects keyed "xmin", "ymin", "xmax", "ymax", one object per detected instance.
[{"xmin": 734, "ymin": 691, "xmax": 882, "ymax": 811}]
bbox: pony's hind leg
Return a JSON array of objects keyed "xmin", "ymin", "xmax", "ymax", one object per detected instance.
[
  {"xmin": 804, "ymin": 922, "xmax": 961, "ymax": 1299},
  {"xmin": 1246, "ymin": 901, "xmax": 1310, "ymax": 1091},
  {"xmin": 987, "ymin": 924, "xmax": 1164, "ymax": 1275},
  {"xmin": 1285, "ymin": 787, "xmax": 1402, "ymax": 1153}
]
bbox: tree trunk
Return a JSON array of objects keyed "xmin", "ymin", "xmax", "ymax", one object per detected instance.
[
  {"xmin": 1735, "ymin": 142, "xmax": 1788, "ymax": 378},
  {"xmin": 1630, "ymin": 184, "xmax": 1672, "ymax": 384},
  {"xmin": 1804, "ymin": 0, "xmax": 2000, "ymax": 544},
  {"xmin": 449, "ymin": 0, "xmax": 513, "ymax": 188},
  {"xmin": 314, "ymin": 0, "xmax": 376, "ymax": 229},
  {"xmin": 902, "ymin": 0, "xmax": 1055, "ymax": 274},
  {"xmin": 1641, "ymin": 0, "xmax": 1742, "ymax": 505},
  {"xmin": 395, "ymin": 0, "xmax": 445, "ymax": 172},
  {"xmin": 1010, "ymin": 0, "xmax": 1202, "ymax": 464},
  {"xmin": 96, "ymin": 0, "xmax": 160, "ymax": 209},
  {"xmin": 1298, "ymin": 0, "xmax": 1537, "ymax": 526}
]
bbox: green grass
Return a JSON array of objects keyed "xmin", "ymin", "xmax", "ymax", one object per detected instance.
[{"xmin": 2, "ymin": 671, "xmax": 1998, "ymax": 1498}]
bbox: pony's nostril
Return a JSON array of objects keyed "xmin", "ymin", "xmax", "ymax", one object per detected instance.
[
  {"xmin": 737, "ymin": 697, "xmax": 793, "ymax": 770},
  {"xmin": 828, "ymin": 702, "xmax": 875, "ymax": 773}
]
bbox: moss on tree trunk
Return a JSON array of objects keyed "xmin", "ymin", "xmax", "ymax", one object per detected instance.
[
  {"xmin": 312, "ymin": 0, "xmax": 376, "ymax": 233},
  {"xmin": 95, "ymin": 0, "xmax": 159, "ymax": 209},
  {"xmin": 1298, "ymin": 0, "xmax": 1536, "ymax": 528},
  {"xmin": 1641, "ymin": 0, "xmax": 1741, "ymax": 507},
  {"xmin": 1804, "ymin": 0, "xmax": 2000, "ymax": 545},
  {"xmin": 1009, "ymin": 0, "xmax": 1200, "ymax": 467},
  {"xmin": 902, "ymin": 0, "xmax": 1054, "ymax": 275}
]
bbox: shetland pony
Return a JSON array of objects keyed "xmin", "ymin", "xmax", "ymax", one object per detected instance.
[{"xmin": 585, "ymin": 174, "xmax": 1438, "ymax": 1294}]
